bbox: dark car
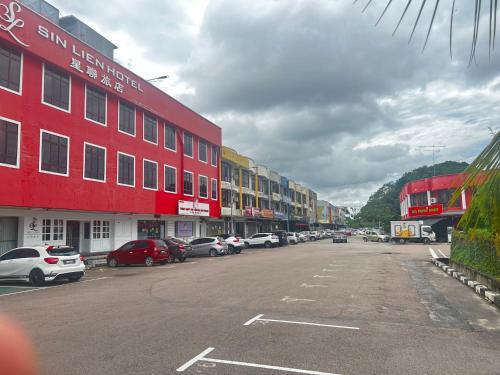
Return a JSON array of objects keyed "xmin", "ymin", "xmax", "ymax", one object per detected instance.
[
  {"xmin": 162, "ymin": 237, "xmax": 193, "ymax": 262},
  {"xmin": 107, "ymin": 240, "xmax": 172, "ymax": 267},
  {"xmin": 272, "ymin": 230, "xmax": 289, "ymax": 246},
  {"xmin": 332, "ymin": 231, "xmax": 348, "ymax": 243}
]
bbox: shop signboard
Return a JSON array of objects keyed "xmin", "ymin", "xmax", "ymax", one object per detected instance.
[
  {"xmin": 178, "ymin": 200, "xmax": 210, "ymax": 217},
  {"xmin": 274, "ymin": 211, "xmax": 286, "ymax": 220},
  {"xmin": 244, "ymin": 207, "xmax": 261, "ymax": 217},
  {"xmin": 408, "ymin": 204, "xmax": 443, "ymax": 217},
  {"xmin": 261, "ymin": 209, "xmax": 274, "ymax": 219}
]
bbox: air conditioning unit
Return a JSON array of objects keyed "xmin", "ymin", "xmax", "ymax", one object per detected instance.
[{"xmin": 430, "ymin": 198, "xmax": 437, "ymax": 204}]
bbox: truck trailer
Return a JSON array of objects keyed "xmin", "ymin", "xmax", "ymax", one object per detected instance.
[{"xmin": 390, "ymin": 220, "xmax": 436, "ymax": 244}]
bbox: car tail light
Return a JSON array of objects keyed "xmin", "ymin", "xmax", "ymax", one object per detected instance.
[
  {"xmin": 179, "ymin": 244, "xmax": 185, "ymax": 250},
  {"xmin": 79, "ymin": 255, "xmax": 85, "ymax": 262},
  {"xmin": 44, "ymin": 257, "xmax": 59, "ymax": 264},
  {"xmin": 217, "ymin": 241, "xmax": 222, "ymax": 245},
  {"xmin": 234, "ymin": 238, "xmax": 240, "ymax": 243}
]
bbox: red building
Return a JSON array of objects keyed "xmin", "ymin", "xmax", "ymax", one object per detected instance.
[
  {"xmin": 399, "ymin": 173, "xmax": 472, "ymax": 241},
  {"xmin": 0, "ymin": 0, "xmax": 221, "ymax": 254}
]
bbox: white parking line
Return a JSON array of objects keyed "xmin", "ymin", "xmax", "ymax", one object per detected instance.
[
  {"xmin": 328, "ymin": 264, "xmax": 345, "ymax": 267},
  {"xmin": 322, "ymin": 269, "xmax": 337, "ymax": 272},
  {"xmin": 300, "ymin": 283, "xmax": 328, "ymax": 288},
  {"xmin": 0, "ymin": 277, "xmax": 113, "ymax": 297},
  {"xmin": 281, "ymin": 296, "xmax": 317, "ymax": 303},
  {"xmin": 313, "ymin": 275, "xmax": 335, "ymax": 278},
  {"xmin": 176, "ymin": 347, "xmax": 341, "ymax": 374},
  {"xmin": 243, "ymin": 314, "xmax": 360, "ymax": 330}
]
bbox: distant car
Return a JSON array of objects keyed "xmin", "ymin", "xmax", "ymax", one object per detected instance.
[
  {"xmin": 0, "ymin": 245, "xmax": 85, "ymax": 286},
  {"xmin": 344, "ymin": 230, "xmax": 352, "ymax": 236},
  {"xmin": 107, "ymin": 240, "xmax": 172, "ymax": 267},
  {"xmin": 189, "ymin": 237, "xmax": 227, "ymax": 257},
  {"xmin": 333, "ymin": 231, "xmax": 348, "ymax": 243},
  {"xmin": 298, "ymin": 232, "xmax": 308, "ymax": 242},
  {"xmin": 219, "ymin": 234, "xmax": 244, "ymax": 254},
  {"xmin": 162, "ymin": 237, "xmax": 193, "ymax": 262},
  {"xmin": 363, "ymin": 230, "xmax": 390, "ymax": 243},
  {"xmin": 287, "ymin": 232, "xmax": 299, "ymax": 244},
  {"xmin": 272, "ymin": 230, "xmax": 289, "ymax": 246},
  {"xmin": 244, "ymin": 233, "xmax": 280, "ymax": 248},
  {"xmin": 308, "ymin": 231, "xmax": 321, "ymax": 241}
]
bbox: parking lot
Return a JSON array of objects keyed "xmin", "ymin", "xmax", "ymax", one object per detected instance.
[{"xmin": 1, "ymin": 237, "xmax": 499, "ymax": 375}]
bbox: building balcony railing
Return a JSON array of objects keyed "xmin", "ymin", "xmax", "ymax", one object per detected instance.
[{"xmin": 221, "ymin": 207, "xmax": 242, "ymax": 217}]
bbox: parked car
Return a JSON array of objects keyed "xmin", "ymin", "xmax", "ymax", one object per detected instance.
[
  {"xmin": 107, "ymin": 239, "xmax": 171, "ymax": 267},
  {"xmin": 308, "ymin": 231, "xmax": 321, "ymax": 241},
  {"xmin": 219, "ymin": 234, "xmax": 244, "ymax": 254},
  {"xmin": 287, "ymin": 232, "xmax": 300, "ymax": 244},
  {"xmin": 298, "ymin": 232, "xmax": 308, "ymax": 242},
  {"xmin": 189, "ymin": 237, "xmax": 228, "ymax": 257},
  {"xmin": 162, "ymin": 237, "xmax": 193, "ymax": 262},
  {"xmin": 332, "ymin": 231, "xmax": 348, "ymax": 243},
  {"xmin": 0, "ymin": 245, "xmax": 85, "ymax": 286},
  {"xmin": 244, "ymin": 233, "xmax": 280, "ymax": 248},
  {"xmin": 363, "ymin": 230, "xmax": 390, "ymax": 243},
  {"xmin": 272, "ymin": 230, "xmax": 289, "ymax": 246}
]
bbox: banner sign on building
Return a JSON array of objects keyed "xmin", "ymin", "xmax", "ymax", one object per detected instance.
[
  {"xmin": 408, "ymin": 204, "xmax": 443, "ymax": 217},
  {"xmin": 244, "ymin": 207, "xmax": 260, "ymax": 217},
  {"xmin": 260, "ymin": 209, "xmax": 274, "ymax": 219},
  {"xmin": 178, "ymin": 200, "xmax": 210, "ymax": 217},
  {"xmin": 274, "ymin": 211, "xmax": 286, "ymax": 220}
]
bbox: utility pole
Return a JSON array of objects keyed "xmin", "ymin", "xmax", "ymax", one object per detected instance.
[{"xmin": 417, "ymin": 145, "xmax": 445, "ymax": 176}]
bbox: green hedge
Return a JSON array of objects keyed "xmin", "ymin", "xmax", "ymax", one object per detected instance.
[{"xmin": 451, "ymin": 230, "xmax": 500, "ymax": 280}]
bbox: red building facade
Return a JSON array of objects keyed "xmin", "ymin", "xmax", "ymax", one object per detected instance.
[{"xmin": 0, "ymin": 0, "xmax": 221, "ymax": 254}]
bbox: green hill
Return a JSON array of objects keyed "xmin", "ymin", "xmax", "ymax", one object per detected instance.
[{"xmin": 351, "ymin": 161, "xmax": 469, "ymax": 230}]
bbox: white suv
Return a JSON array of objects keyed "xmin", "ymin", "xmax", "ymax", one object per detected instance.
[
  {"xmin": 0, "ymin": 246, "xmax": 85, "ymax": 286},
  {"xmin": 244, "ymin": 233, "xmax": 280, "ymax": 248},
  {"xmin": 287, "ymin": 232, "xmax": 299, "ymax": 244}
]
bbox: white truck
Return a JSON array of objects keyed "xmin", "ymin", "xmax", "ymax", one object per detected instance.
[{"xmin": 390, "ymin": 220, "xmax": 436, "ymax": 244}]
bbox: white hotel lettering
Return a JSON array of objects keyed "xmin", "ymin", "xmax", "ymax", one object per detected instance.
[{"xmin": 37, "ymin": 25, "xmax": 143, "ymax": 94}]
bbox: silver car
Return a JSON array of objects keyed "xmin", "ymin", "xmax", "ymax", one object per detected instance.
[{"xmin": 189, "ymin": 237, "xmax": 228, "ymax": 257}]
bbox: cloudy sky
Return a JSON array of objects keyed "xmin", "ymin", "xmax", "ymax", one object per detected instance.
[{"xmin": 50, "ymin": 0, "xmax": 498, "ymax": 207}]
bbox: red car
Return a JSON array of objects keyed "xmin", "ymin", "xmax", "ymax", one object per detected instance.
[{"xmin": 107, "ymin": 240, "xmax": 172, "ymax": 267}]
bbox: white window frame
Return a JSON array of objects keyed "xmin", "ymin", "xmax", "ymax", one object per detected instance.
[
  {"xmin": 84, "ymin": 83, "xmax": 107, "ymax": 127},
  {"xmin": 0, "ymin": 115, "xmax": 21, "ymax": 169},
  {"xmin": 198, "ymin": 140, "xmax": 208, "ymax": 163},
  {"xmin": 143, "ymin": 113, "xmax": 158, "ymax": 145},
  {"xmin": 164, "ymin": 123, "xmax": 177, "ymax": 152},
  {"xmin": 164, "ymin": 164, "xmax": 177, "ymax": 194},
  {"xmin": 199, "ymin": 174, "xmax": 208, "ymax": 199},
  {"xmin": 41, "ymin": 63, "xmax": 72, "ymax": 113},
  {"xmin": 39, "ymin": 129, "xmax": 70, "ymax": 177},
  {"xmin": 183, "ymin": 170, "xmax": 194, "ymax": 197},
  {"xmin": 143, "ymin": 158, "xmax": 158, "ymax": 191},
  {"xmin": 211, "ymin": 145, "xmax": 218, "ymax": 167},
  {"xmin": 0, "ymin": 50, "xmax": 23, "ymax": 96},
  {"xmin": 183, "ymin": 132, "xmax": 194, "ymax": 159},
  {"xmin": 116, "ymin": 151, "xmax": 136, "ymax": 188},
  {"xmin": 117, "ymin": 100, "xmax": 136, "ymax": 137},
  {"xmin": 53, "ymin": 219, "xmax": 64, "ymax": 241},
  {"xmin": 83, "ymin": 142, "xmax": 107, "ymax": 183},
  {"xmin": 211, "ymin": 178, "xmax": 218, "ymax": 201}
]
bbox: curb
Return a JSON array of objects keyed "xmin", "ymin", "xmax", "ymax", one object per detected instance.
[{"xmin": 433, "ymin": 260, "xmax": 500, "ymax": 308}]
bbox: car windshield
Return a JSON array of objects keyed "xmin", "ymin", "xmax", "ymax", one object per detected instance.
[
  {"xmin": 170, "ymin": 238, "xmax": 189, "ymax": 245},
  {"xmin": 47, "ymin": 247, "xmax": 78, "ymax": 256}
]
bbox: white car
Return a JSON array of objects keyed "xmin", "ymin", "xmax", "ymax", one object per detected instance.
[
  {"xmin": 287, "ymin": 232, "xmax": 300, "ymax": 244},
  {"xmin": 0, "ymin": 246, "xmax": 85, "ymax": 286},
  {"xmin": 219, "ymin": 234, "xmax": 245, "ymax": 254},
  {"xmin": 244, "ymin": 233, "xmax": 280, "ymax": 248},
  {"xmin": 298, "ymin": 232, "xmax": 308, "ymax": 242},
  {"xmin": 308, "ymin": 231, "xmax": 321, "ymax": 241}
]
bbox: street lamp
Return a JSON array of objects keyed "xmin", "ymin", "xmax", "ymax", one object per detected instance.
[{"xmin": 146, "ymin": 75, "xmax": 170, "ymax": 82}]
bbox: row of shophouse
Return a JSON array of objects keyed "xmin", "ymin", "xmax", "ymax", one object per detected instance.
[{"xmin": 0, "ymin": 0, "xmax": 350, "ymax": 255}]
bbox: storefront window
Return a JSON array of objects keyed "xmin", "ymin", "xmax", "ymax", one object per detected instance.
[
  {"xmin": 175, "ymin": 221, "xmax": 193, "ymax": 238},
  {"xmin": 138, "ymin": 220, "xmax": 165, "ymax": 239},
  {"xmin": 410, "ymin": 192, "xmax": 427, "ymax": 206},
  {"xmin": 207, "ymin": 222, "xmax": 224, "ymax": 236}
]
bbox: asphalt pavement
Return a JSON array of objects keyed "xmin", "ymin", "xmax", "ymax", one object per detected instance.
[{"xmin": 1, "ymin": 237, "xmax": 499, "ymax": 375}]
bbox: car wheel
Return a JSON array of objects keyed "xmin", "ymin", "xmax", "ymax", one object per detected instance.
[
  {"xmin": 363, "ymin": 237, "xmax": 368, "ymax": 242},
  {"xmin": 29, "ymin": 269, "xmax": 45, "ymax": 286},
  {"xmin": 168, "ymin": 254, "xmax": 176, "ymax": 263},
  {"xmin": 145, "ymin": 256, "xmax": 154, "ymax": 267},
  {"xmin": 108, "ymin": 258, "xmax": 118, "ymax": 267},
  {"xmin": 399, "ymin": 238, "xmax": 406, "ymax": 244},
  {"xmin": 423, "ymin": 238, "xmax": 430, "ymax": 244},
  {"xmin": 264, "ymin": 241, "xmax": 272, "ymax": 248},
  {"xmin": 68, "ymin": 274, "xmax": 82, "ymax": 282},
  {"xmin": 235, "ymin": 248, "xmax": 241, "ymax": 254},
  {"xmin": 378, "ymin": 238, "xmax": 383, "ymax": 243},
  {"xmin": 179, "ymin": 257, "xmax": 186, "ymax": 262},
  {"xmin": 227, "ymin": 245, "xmax": 234, "ymax": 255},
  {"xmin": 209, "ymin": 249, "xmax": 217, "ymax": 257},
  {"xmin": 244, "ymin": 242, "xmax": 250, "ymax": 248}
]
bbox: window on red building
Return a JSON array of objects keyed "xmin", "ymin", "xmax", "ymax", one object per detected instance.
[
  {"xmin": 119, "ymin": 101, "xmax": 135, "ymax": 136},
  {"xmin": 165, "ymin": 123, "xmax": 176, "ymax": 151},
  {"xmin": 0, "ymin": 45, "xmax": 21, "ymax": 93},
  {"xmin": 117, "ymin": 152, "xmax": 135, "ymax": 187},
  {"xmin": 143, "ymin": 113, "xmax": 157, "ymax": 144},
  {"xmin": 84, "ymin": 143, "xmax": 106, "ymax": 182},
  {"xmin": 435, "ymin": 189, "xmax": 461, "ymax": 208},
  {"xmin": 211, "ymin": 146, "xmax": 218, "ymax": 167},
  {"xmin": 85, "ymin": 85, "xmax": 106, "ymax": 125},
  {"xmin": 164, "ymin": 165, "xmax": 176, "ymax": 193},
  {"xmin": 0, "ymin": 118, "xmax": 19, "ymax": 167},
  {"xmin": 143, "ymin": 159, "xmax": 158, "ymax": 190},
  {"xmin": 199, "ymin": 140, "xmax": 207, "ymax": 162},
  {"xmin": 184, "ymin": 133, "xmax": 193, "ymax": 157},
  {"xmin": 40, "ymin": 131, "xmax": 69, "ymax": 176},
  {"xmin": 43, "ymin": 65, "xmax": 70, "ymax": 111},
  {"xmin": 410, "ymin": 192, "xmax": 427, "ymax": 206},
  {"xmin": 199, "ymin": 175, "xmax": 208, "ymax": 198},
  {"xmin": 184, "ymin": 171, "xmax": 193, "ymax": 196},
  {"xmin": 211, "ymin": 179, "xmax": 217, "ymax": 200}
]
